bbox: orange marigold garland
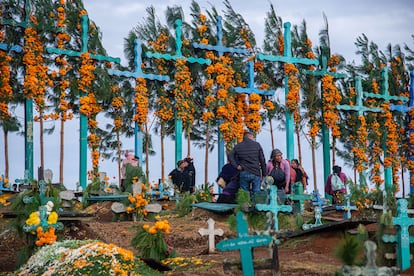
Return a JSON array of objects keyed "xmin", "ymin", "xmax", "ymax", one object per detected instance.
[
  {"xmin": 284, "ymin": 63, "xmax": 301, "ymax": 124},
  {"xmin": 0, "ymin": 31, "xmax": 12, "ymax": 120},
  {"xmin": 78, "ymin": 51, "xmax": 101, "ymax": 174},
  {"xmin": 173, "ymin": 59, "xmax": 194, "ymax": 129},
  {"xmin": 321, "ymin": 74, "xmax": 341, "ymax": 138},
  {"xmin": 245, "ymin": 93, "xmax": 262, "ymax": 133},
  {"xmin": 351, "ymin": 115, "xmax": 369, "ymax": 173},
  {"xmin": 134, "ymin": 78, "xmax": 148, "ymax": 130}
]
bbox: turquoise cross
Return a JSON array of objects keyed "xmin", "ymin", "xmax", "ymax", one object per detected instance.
[
  {"xmin": 216, "ymin": 211, "xmax": 272, "ymax": 276},
  {"xmin": 390, "ymin": 70, "xmax": 414, "ymax": 113},
  {"xmin": 303, "ymin": 51, "xmax": 347, "ymax": 186},
  {"xmin": 287, "ymin": 183, "xmax": 311, "ymax": 213},
  {"xmin": 335, "ymin": 194, "xmax": 357, "ymax": 220},
  {"xmin": 0, "ymin": 44, "xmax": 23, "ymax": 53},
  {"xmin": 256, "ymin": 185, "xmax": 292, "ymax": 231},
  {"xmin": 257, "ymin": 22, "xmax": 319, "ymax": 161},
  {"xmin": 47, "ymin": 15, "xmax": 120, "ymax": 190},
  {"xmin": 0, "ymin": 0, "xmax": 37, "ymax": 179},
  {"xmin": 23, "ymin": 204, "xmax": 63, "ymax": 233},
  {"xmin": 192, "ymin": 16, "xmax": 249, "ymax": 175},
  {"xmin": 382, "ymin": 199, "xmax": 414, "ymax": 271},
  {"xmin": 234, "ymin": 61, "xmax": 275, "ymax": 96},
  {"xmin": 145, "ymin": 19, "xmax": 211, "ymax": 165},
  {"xmin": 108, "ymin": 39, "xmax": 169, "ymax": 162},
  {"xmin": 337, "ymin": 76, "xmax": 382, "ymax": 187}
]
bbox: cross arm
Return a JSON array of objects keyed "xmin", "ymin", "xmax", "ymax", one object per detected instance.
[{"xmin": 257, "ymin": 53, "xmax": 319, "ymax": 66}]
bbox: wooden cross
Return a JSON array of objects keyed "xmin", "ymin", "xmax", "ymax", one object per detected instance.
[
  {"xmin": 46, "ymin": 14, "xmax": 120, "ymax": 190},
  {"xmin": 337, "ymin": 76, "xmax": 382, "ymax": 187},
  {"xmin": 363, "ymin": 68, "xmax": 409, "ymax": 190},
  {"xmin": 287, "ymin": 183, "xmax": 311, "ymax": 213},
  {"xmin": 0, "ymin": 0, "xmax": 38, "ymax": 179},
  {"xmin": 234, "ymin": 61, "xmax": 275, "ymax": 96},
  {"xmin": 257, "ymin": 22, "xmax": 319, "ymax": 160},
  {"xmin": 145, "ymin": 19, "xmax": 211, "ymax": 165},
  {"xmin": 216, "ymin": 211, "xmax": 272, "ymax": 276},
  {"xmin": 303, "ymin": 50, "xmax": 347, "ymax": 186},
  {"xmin": 194, "ymin": 16, "xmax": 269, "ymax": 173},
  {"xmin": 256, "ymin": 185, "xmax": 292, "ymax": 231},
  {"xmin": 198, "ymin": 218, "xmax": 224, "ymax": 253},
  {"xmin": 335, "ymin": 194, "xmax": 357, "ymax": 220},
  {"xmin": 108, "ymin": 39, "xmax": 169, "ymax": 161},
  {"xmin": 382, "ymin": 198, "xmax": 414, "ymax": 271}
]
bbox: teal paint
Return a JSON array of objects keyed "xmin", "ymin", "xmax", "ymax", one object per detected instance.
[
  {"xmin": 256, "ymin": 185, "xmax": 292, "ymax": 231},
  {"xmin": 382, "ymin": 199, "xmax": 414, "ymax": 271},
  {"xmin": 257, "ymin": 22, "xmax": 319, "ymax": 161},
  {"xmin": 303, "ymin": 53, "xmax": 347, "ymax": 185},
  {"xmin": 216, "ymin": 211, "xmax": 272, "ymax": 276},
  {"xmin": 47, "ymin": 15, "xmax": 120, "ymax": 190},
  {"xmin": 108, "ymin": 39, "xmax": 169, "ymax": 161},
  {"xmin": 146, "ymin": 19, "xmax": 211, "ymax": 165}
]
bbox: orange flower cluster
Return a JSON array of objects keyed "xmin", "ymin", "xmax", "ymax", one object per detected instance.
[
  {"xmin": 368, "ymin": 119, "xmax": 384, "ymax": 185},
  {"xmin": 284, "ymin": 64, "xmax": 301, "ymax": 123},
  {"xmin": 126, "ymin": 194, "xmax": 150, "ymax": 218},
  {"xmin": 240, "ymin": 27, "xmax": 252, "ymax": 50},
  {"xmin": 133, "ymin": 78, "xmax": 148, "ymax": 129},
  {"xmin": 142, "ymin": 220, "xmax": 171, "ymax": 235},
  {"xmin": 35, "ymin": 226, "xmax": 57, "ymax": 247},
  {"xmin": 23, "ymin": 27, "xmax": 51, "ymax": 113},
  {"xmin": 278, "ymin": 34, "xmax": 284, "ymax": 54},
  {"xmin": 245, "ymin": 93, "xmax": 262, "ymax": 133},
  {"xmin": 381, "ymin": 103, "xmax": 399, "ymax": 173},
  {"xmin": 111, "ymin": 86, "xmax": 124, "ymax": 131},
  {"xmin": 0, "ymin": 37, "xmax": 12, "ymax": 120},
  {"xmin": 307, "ymin": 115, "xmax": 321, "ymax": 139},
  {"xmin": 321, "ymin": 74, "xmax": 341, "ymax": 137},
  {"xmin": 351, "ymin": 116, "xmax": 369, "ymax": 173},
  {"xmin": 197, "ymin": 13, "xmax": 208, "ymax": 44},
  {"xmin": 408, "ymin": 108, "xmax": 414, "ymax": 185},
  {"xmin": 173, "ymin": 59, "xmax": 194, "ymax": 129}
]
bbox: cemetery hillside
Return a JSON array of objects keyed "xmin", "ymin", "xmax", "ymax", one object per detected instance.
[{"xmin": 2, "ymin": 0, "xmax": 414, "ymax": 275}]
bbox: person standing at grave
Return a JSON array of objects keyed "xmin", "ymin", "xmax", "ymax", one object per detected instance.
[
  {"xmin": 228, "ymin": 131, "xmax": 267, "ymax": 196},
  {"xmin": 183, "ymin": 157, "xmax": 196, "ymax": 193},
  {"xmin": 325, "ymin": 165, "xmax": 347, "ymax": 204},
  {"xmin": 120, "ymin": 151, "xmax": 137, "ymax": 192},
  {"xmin": 169, "ymin": 159, "xmax": 190, "ymax": 193},
  {"xmin": 291, "ymin": 159, "xmax": 309, "ymax": 190},
  {"xmin": 123, "ymin": 154, "xmax": 146, "ymax": 193},
  {"xmin": 266, "ymin": 149, "xmax": 291, "ymax": 203}
]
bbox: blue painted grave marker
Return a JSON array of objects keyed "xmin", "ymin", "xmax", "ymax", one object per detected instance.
[
  {"xmin": 108, "ymin": 39, "xmax": 169, "ymax": 161},
  {"xmin": 146, "ymin": 19, "xmax": 210, "ymax": 165},
  {"xmin": 257, "ymin": 22, "xmax": 319, "ymax": 160},
  {"xmin": 382, "ymin": 198, "xmax": 414, "ymax": 271},
  {"xmin": 335, "ymin": 194, "xmax": 357, "ymax": 220},
  {"xmin": 256, "ymin": 185, "xmax": 292, "ymax": 231},
  {"xmin": 47, "ymin": 14, "xmax": 120, "ymax": 190},
  {"xmin": 216, "ymin": 211, "xmax": 272, "ymax": 276}
]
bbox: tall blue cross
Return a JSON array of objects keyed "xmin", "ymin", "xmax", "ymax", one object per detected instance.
[
  {"xmin": 0, "ymin": 0, "xmax": 37, "ymax": 179},
  {"xmin": 337, "ymin": 77, "xmax": 382, "ymax": 188},
  {"xmin": 363, "ymin": 68, "xmax": 408, "ymax": 190},
  {"xmin": 257, "ymin": 22, "xmax": 319, "ymax": 161},
  {"xmin": 382, "ymin": 198, "xmax": 414, "ymax": 271},
  {"xmin": 303, "ymin": 51, "xmax": 347, "ymax": 187},
  {"xmin": 256, "ymin": 185, "xmax": 292, "ymax": 231},
  {"xmin": 192, "ymin": 16, "xmax": 249, "ymax": 175},
  {"xmin": 390, "ymin": 71, "xmax": 414, "ymax": 194},
  {"xmin": 47, "ymin": 15, "xmax": 120, "ymax": 190},
  {"xmin": 233, "ymin": 60, "xmax": 276, "ymax": 96},
  {"xmin": 216, "ymin": 211, "xmax": 272, "ymax": 276},
  {"xmin": 146, "ymin": 19, "xmax": 211, "ymax": 165},
  {"xmin": 108, "ymin": 39, "xmax": 169, "ymax": 162}
]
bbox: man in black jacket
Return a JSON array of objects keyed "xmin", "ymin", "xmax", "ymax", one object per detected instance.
[{"xmin": 228, "ymin": 131, "xmax": 266, "ymax": 195}]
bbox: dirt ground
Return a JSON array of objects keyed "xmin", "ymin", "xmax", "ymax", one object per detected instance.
[{"xmin": 1, "ymin": 200, "xmax": 414, "ymax": 275}]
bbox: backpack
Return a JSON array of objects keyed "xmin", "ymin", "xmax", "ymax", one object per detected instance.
[
  {"xmin": 331, "ymin": 173, "xmax": 345, "ymax": 191},
  {"xmin": 270, "ymin": 165, "xmax": 286, "ymax": 188}
]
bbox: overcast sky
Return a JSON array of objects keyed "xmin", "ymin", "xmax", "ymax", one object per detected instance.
[{"xmin": 1, "ymin": 0, "xmax": 413, "ymax": 193}]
